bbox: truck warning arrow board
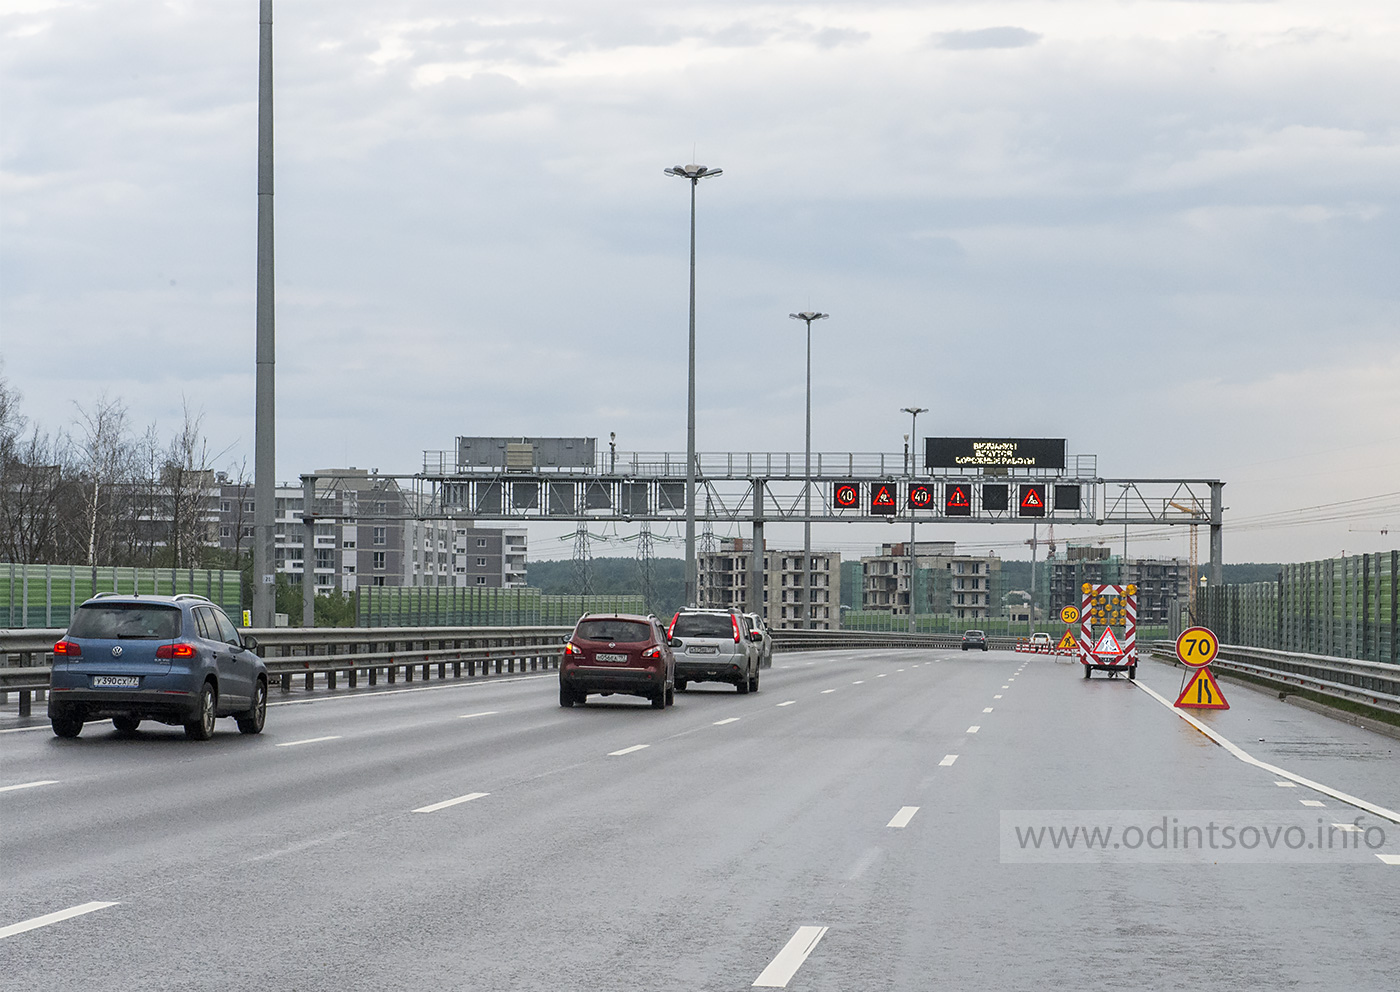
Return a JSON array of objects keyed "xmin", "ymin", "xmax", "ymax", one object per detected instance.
[
  {"xmin": 871, "ymin": 483, "xmax": 898, "ymax": 515},
  {"xmin": 1174, "ymin": 666, "xmax": 1230, "ymax": 709},
  {"xmin": 834, "ymin": 482, "xmax": 860, "ymax": 508},
  {"xmin": 945, "ymin": 483, "xmax": 972, "ymax": 517}
]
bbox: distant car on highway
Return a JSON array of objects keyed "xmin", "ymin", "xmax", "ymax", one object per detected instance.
[
  {"xmin": 560, "ymin": 613, "xmax": 674, "ymax": 709},
  {"xmin": 744, "ymin": 612, "xmax": 773, "ymax": 668},
  {"xmin": 961, "ymin": 629, "xmax": 988, "ymax": 651},
  {"xmin": 668, "ymin": 609, "xmax": 761, "ymax": 693},
  {"xmin": 48, "ymin": 593, "xmax": 267, "ymax": 739},
  {"xmin": 1030, "ymin": 632, "xmax": 1052, "ymax": 648}
]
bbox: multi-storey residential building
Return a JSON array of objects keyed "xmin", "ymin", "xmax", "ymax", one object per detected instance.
[
  {"xmin": 1048, "ymin": 549, "xmax": 1189, "ymax": 624},
  {"xmin": 860, "ymin": 542, "xmax": 1002, "ymax": 620},
  {"xmin": 213, "ymin": 468, "xmax": 526, "ymax": 593},
  {"xmin": 697, "ymin": 538, "xmax": 841, "ymax": 630}
]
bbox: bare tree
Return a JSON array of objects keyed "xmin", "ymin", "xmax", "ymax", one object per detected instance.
[
  {"xmin": 164, "ymin": 401, "xmax": 216, "ymax": 568},
  {"xmin": 74, "ymin": 393, "xmax": 133, "ymax": 566}
]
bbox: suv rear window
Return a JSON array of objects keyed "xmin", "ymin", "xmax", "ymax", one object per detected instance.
[
  {"xmin": 69, "ymin": 604, "xmax": 182, "ymax": 640},
  {"xmin": 966, "ymin": 630, "xmax": 985, "ymax": 637},
  {"xmin": 672, "ymin": 614, "xmax": 736, "ymax": 638},
  {"xmin": 574, "ymin": 619, "xmax": 652, "ymax": 643}
]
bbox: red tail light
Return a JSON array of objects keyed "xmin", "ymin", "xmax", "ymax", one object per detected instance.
[
  {"xmin": 53, "ymin": 640, "xmax": 81, "ymax": 657},
  {"xmin": 667, "ymin": 613, "xmax": 679, "ymax": 639},
  {"xmin": 732, "ymin": 614, "xmax": 741, "ymax": 643},
  {"xmin": 564, "ymin": 642, "xmax": 579, "ymax": 655},
  {"xmin": 642, "ymin": 646, "xmax": 662, "ymax": 659},
  {"xmin": 155, "ymin": 642, "xmax": 198, "ymax": 659}
]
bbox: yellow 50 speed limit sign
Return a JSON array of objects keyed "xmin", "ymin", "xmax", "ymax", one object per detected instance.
[
  {"xmin": 1059, "ymin": 606, "xmax": 1079, "ymax": 625},
  {"xmin": 1175, "ymin": 626, "xmax": 1219, "ymax": 668}
]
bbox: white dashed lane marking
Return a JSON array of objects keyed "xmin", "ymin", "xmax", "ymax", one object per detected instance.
[
  {"xmin": 852, "ymin": 680, "xmax": 865, "ymax": 685},
  {"xmin": 275, "ymin": 736, "xmax": 342, "ymax": 748},
  {"xmin": 820, "ymin": 689, "xmax": 835, "ymax": 694},
  {"xmin": 0, "ymin": 901, "xmax": 120, "ymax": 940},
  {"xmin": 967, "ymin": 726, "xmax": 980, "ymax": 734},
  {"xmin": 994, "ymin": 694, "xmax": 1003, "ymax": 699},
  {"xmin": 940, "ymin": 754, "xmax": 958, "ymax": 766},
  {"xmin": 1378, "ymin": 854, "xmax": 1400, "ymax": 865},
  {"xmin": 609, "ymin": 745, "xmax": 650, "ymax": 756},
  {"xmin": 1301, "ymin": 800, "xmax": 1326, "ymax": 808},
  {"xmin": 887, "ymin": 806, "xmax": 920, "ymax": 828},
  {"xmin": 753, "ymin": 926, "xmax": 829, "ymax": 988},
  {"xmin": 1275, "ymin": 781, "xmax": 1297, "ymax": 787},
  {"xmin": 777, "ymin": 701, "xmax": 796, "ymax": 707},
  {"xmin": 983, "ymin": 707, "xmax": 994, "ymax": 713},
  {"xmin": 459, "ymin": 711, "xmax": 499, "ymax": 719},
  {"xmin": 412, "ymin": 792, "xmax": 489, "ymax": 814},
  {"xmin": 0, "ymin": 780, "xmax": 58, "ymax": 794},
  {"xmin": 714, "ymin": 718, "xmax": 740, "ymax": 726}
]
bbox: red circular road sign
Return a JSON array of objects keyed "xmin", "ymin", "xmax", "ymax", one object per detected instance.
[
  {"xmin": 1175, "ymin": 626, "xmax": 1220, "ymax": 668},
  {"xmin": 834, "ymin": 483, "xmax": 859, "ymax": 508}
]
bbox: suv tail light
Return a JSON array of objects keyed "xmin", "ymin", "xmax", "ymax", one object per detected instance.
[
  {"xmin": 53, "ymin": 640, "xmax": 81, "ymax": 657},
  {"xmin": 642, "ymin": 646, "xmax": 662, "ymax": 660},
  {"xmin": 155, "ymin": 643, "xmax": 198, "ymax": 659},
  {"xmin": 731, "ymin": 614, "xmax": 741, "ymax": 643},
  {"xmin": 564, "ymin": 642, "xmax": 580, "ymax": 656}
]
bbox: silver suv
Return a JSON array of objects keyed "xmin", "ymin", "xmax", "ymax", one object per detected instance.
[{"xmin": 668, "ymin": 609, "xmax": 761, "ymax": 693}]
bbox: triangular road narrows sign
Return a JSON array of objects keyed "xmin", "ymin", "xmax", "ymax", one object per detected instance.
[
  {"xmin": 1092, "ymin": 625, "xmax": 1122, "ymax": 657},
  {"xmin": 1174, "ymin": 666, "xmax": 1229, "ymax": 710}
]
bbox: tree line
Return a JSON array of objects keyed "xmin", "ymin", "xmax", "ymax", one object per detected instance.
[{"xmin": 0, "ymin": 364, "xmax": 242, "ymax": 570}]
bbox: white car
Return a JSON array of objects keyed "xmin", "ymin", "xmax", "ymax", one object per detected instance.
[{"xmin": 744, "ymin": 613, "xmax": 773, "ymax": 668}]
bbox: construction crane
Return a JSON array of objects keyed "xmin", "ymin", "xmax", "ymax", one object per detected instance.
[{"xmin": 1168, "ymin": 500, "xmax": 1203, "ymax": 621}]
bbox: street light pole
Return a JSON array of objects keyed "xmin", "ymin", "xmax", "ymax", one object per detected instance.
[
  {"xmin": 665, "ymin": 163, "xmax": 722, "ymax": 608},
  {"xmin": 790, "ymin": 311, "xmax": 828, "ymax": 629},
  {"xmin": 252, "ymin": 0, "xmax": 276, "ymax": 628},
  {"xmin": 901, "ymin": 406, "xmax": 926, "ymax": 633}
]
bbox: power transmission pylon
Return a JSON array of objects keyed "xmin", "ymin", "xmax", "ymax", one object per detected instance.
[
  {"xmin": 636, "ymin": 523, "xmax": 656, "ymax": 614},
  {"xmin": 572, "ymin": 522, "xmax": 594, "ymax": 598}
]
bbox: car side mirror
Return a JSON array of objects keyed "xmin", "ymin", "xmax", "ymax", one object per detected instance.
[
  {"xmin": 749, "ymin": 631, "xmax": 763, "ymax": 642},
  {"xmin": 243, "ymin": 634, "xmax": 259, "ymax": 652},
  {"xmin": 669, "ymin": 637, "xmax": 681, "ymax": 648}
]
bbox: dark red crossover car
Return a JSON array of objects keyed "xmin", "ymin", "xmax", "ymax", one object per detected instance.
[{"xmin": 560, "ymin": 614, "xmax": 675, "ymax": 709}]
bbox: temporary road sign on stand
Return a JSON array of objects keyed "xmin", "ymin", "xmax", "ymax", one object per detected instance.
[
  {"xmin": 1056, "ymin": 631, "xmax": 1076, "ymax": 652},
  {"xmin": 1174, "ymin": 666, "xmax": 1230, "ymax": 709},
  {"xmin": 1060, "ymin": 606, "xmax": 1080, "ymax": 625},
  {"xmin": 1175, "ymin": 626, "xmax": 1220, "ymax": 668}
]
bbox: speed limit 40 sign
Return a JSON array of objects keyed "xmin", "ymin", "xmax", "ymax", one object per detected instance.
[{"xmin": 1175, "ymin": 626, "xmax": 1219, "ymax": 668}]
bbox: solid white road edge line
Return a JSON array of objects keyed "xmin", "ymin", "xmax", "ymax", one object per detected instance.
[
  {"xmin": 1131, "ymin": 679, "xmax": 1400, "ymax": 825},
  {"xmin": 887, "ymin": 806, "xmax": 920, "ymax": 828},
  {"xmin": 0, "ymin": 780, "xmax": 59, "ymax": 793},
  {"xmin": 0, "ymin": 901, "xmax": 120, "ymax": 940},
  {"xmin": 940, "ymin": 754, "xmax": 958, "ymax": 766},
  {"xmin": 753, "ymin": 925, "xmax": 829, "ymax": 988},
  {"xmin": 608, "ymin": 744, "xmax": 650, "ymax": 756},
  {"xmin": 412, "ymin": 792, "xmax": 489, "ymax": 814},
  {"xmin": 275, "ymin": 736, "xmax": 342, "ymax": 748},
  {"xmin": 0, "ymin": 726, "xmax": 51, "ymax": 734}
]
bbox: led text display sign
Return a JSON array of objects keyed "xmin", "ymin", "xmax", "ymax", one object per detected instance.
[{"xmin": 925, "ymin": 437, "xmax": 1066, "ymax": 470}]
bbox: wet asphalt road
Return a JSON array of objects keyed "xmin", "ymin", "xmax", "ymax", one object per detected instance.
[{"xmin": 2, "ymin": 648, "xmax": 1398, "ymax": 991}]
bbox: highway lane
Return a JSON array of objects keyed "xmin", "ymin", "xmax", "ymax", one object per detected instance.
[{"xmin": 2, "ymin": 649, "xmax": 1397, "ymax": 990}]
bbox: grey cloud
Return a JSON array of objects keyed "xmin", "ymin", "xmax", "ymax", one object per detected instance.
[
  {"xmin": 812, "ymin": 27, "xmax": 871, "ymax": 50},
  {"xmin": 933, "ymin": 26, "xmax": 1041, "ymax": 51}
]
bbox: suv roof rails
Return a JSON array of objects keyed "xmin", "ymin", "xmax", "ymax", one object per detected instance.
[
  {"xmin": 172, "ymin": 593, "xmax": 212, "ymax": 604},
  {"xmin": 92, "ymin": 591, "xmax": 124, "ymax": 599}
]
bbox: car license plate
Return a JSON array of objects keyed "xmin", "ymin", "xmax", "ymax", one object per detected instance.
[
  {"xmin": 688, "ymin": 646, "xmax": 719, "ymax": 655},
  {"xmin": 92, "ymin": 675, "xmax": 140, "ymax": 688},
  {"xmin": 596, "ymin": 653, "xmax": 627, "ymax": 663}
]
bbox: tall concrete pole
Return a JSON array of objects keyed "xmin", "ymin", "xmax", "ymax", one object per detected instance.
[
  {"xmin": 1209, "ymin": 481, "xmax": 1224, "ymax": 586},
  {"xmin": 664, "ymin": 163, "xmax": 722, "ymax": 608},
  {"xmin": 251, "ymin": 0, "xmax": 276, "ymax": 628},
  {"xmin": 789, "ymin": 312, "xmax": 828, "ymax": 628},
  {"xmin": 902, "ymin": 407, "xmax": 925, "ymax": 633}
]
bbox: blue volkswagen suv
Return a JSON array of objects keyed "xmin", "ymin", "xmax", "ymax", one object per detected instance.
[{"xmin": 48, "ymin": 593, "xmax": 268, "ymax": 740}]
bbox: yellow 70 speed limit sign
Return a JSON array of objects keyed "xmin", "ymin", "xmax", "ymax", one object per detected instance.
[{"xmin": 1175, "ymin": 626, "xmax": 1219, "ymax": 668}]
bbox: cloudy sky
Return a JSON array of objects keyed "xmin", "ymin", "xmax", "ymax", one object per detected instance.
[{"xmin": 2, "ymin": 0, "xmax": 1397, "ymax": 564}]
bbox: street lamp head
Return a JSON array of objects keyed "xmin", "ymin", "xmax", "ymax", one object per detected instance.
[
  {"xmin": 665, "ymin": 164, "xmax": 722, "ymax": 180},
  {"xmin": 789, "ymin": 311, "xmax": 829, "ymax": 322},
  {"xmin": 901, "ymin": 406, "xmax": 928, "ymax": 416}
]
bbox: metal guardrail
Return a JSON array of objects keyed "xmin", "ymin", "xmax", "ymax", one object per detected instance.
[
  {"xmin": 772, "ymin": 630, "xmax": 1020, "ymax": 652},
  {"xmin": 1150, "ymin": 641, "xmax": 1400, "ymax": 716},
  {"xmin": 2, "ymin": 626, "xmax": 572, "ymax": 718}
]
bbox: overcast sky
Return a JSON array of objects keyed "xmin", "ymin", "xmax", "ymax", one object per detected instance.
[{"xmin": 2, "ymin": 0, "xmax": 1397, "ymax": 564}]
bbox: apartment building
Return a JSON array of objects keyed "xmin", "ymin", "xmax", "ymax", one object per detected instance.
[
  {"xmin": 1048, "ymin": 549, "xmax": 1189, "ymax": 624},
  {"xmin": 697, "ymin": 538, "xmax": 842, "ymax": 630},
  {"xmin": 214, "ymin": 469, "xmax": 526, "ymax": 593},
  {"xmin": 861, "ymin": 542, "xmax": 1002, "ymax": 620}
]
